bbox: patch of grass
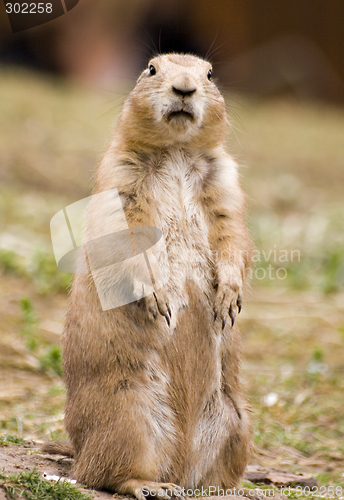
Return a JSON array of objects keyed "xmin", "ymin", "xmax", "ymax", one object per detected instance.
[
  {"xmin": 248, "ymin": 206, "xmax": 344, "ymax": 293},
  {"xmin": 0, "ymin": 249, "xmax": 24, "ymax": 275},
  {"xmin": 19, "ymin": 298, "xmax": 62, "ymax": 376},
  {"xmin": 48, "ymin": 429, "xmax": 69, "ymax": 442},
  {"xmin": 0, "ymin": 434, "xmax": 25, "ymax": 447},
  {"xmin": 248, "ymin": 365, "xmax": 344, "ymax": 474},
  {"xmin": 0, "ymin": 469, "xmax": 92, "ymax": 500},
  {"xmin": 20, "ymin": 297, "xmax": 38, "ymax": 352},
  {"xmin": 47, "ymin": 385, "xmax": 65, "ymax": 397},
  {"xmin": 39, "ymin": 345, "xmax": 62, "ymax": 377},
  {"xmin": 251, "ymin": 240, "xmax": 344, "ymax": 293},
  {"xmin": 0, "ymin": 246, "xmax": 71, "ymax": 296},
  {"xmin": 28, "ymin": 251, "xmax": 72, "ymax": 295},
  {"xmin": 321, "ymin": 245, "xmax": 344, "ymax": 294}
]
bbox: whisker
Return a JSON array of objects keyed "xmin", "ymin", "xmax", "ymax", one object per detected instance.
[{"xmin": 205, "ymin": 31, "xmax": 219, "ymax": 61}]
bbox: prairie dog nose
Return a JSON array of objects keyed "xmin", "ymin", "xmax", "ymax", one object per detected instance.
[{"xmin": 172, "ymin": 74, "xmax": 197, "ymax": 97}]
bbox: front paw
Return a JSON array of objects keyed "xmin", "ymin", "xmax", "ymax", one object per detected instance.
[
  {"xmin": 213, "ymin": 282, "xmax": 242, "ymax": 330},
  {"xmin": 138, "ymin": 288, "xmax": 171, "ymax": 326}
]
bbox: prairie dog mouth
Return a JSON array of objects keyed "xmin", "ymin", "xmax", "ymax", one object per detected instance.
[{"xmin": 166, "ymin": 109, "xmax": 195, "ymax": 121}]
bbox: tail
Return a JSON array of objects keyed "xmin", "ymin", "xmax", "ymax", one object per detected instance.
[{"xmin": 41, "ymin": 440, "xmax": 75, "ymax": 458}]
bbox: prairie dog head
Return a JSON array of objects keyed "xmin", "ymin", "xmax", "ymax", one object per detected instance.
[{"xmin": 119, "ymin": 53, "xmax": 227, "ymax": 149}]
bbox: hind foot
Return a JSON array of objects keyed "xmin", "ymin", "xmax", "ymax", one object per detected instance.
[{"xmin": 116, "ymin": 479, "xmax": 183, "ymax": 500}]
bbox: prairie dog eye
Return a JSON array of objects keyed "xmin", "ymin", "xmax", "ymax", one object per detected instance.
[
  {"xmin": 149, "ymin": 65, "xmax": 156, "ymax": 76},
  {"xmin": 207, "ymin": 69, "xmax": 212, "ymax": 81}
]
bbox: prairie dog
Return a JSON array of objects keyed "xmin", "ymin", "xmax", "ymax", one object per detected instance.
[{"xmin": 63, "ymin": 53, "xmax": 253, "ymax": 499}]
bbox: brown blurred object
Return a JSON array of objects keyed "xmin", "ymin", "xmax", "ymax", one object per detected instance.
[{"xmin": 0, "ymin": 0, "xmax": 343, "ymax": 101}]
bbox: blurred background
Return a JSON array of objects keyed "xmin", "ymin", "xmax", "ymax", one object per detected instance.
[
  {"xmin": 1, "ymin": 0, "xmax": 344, "ymax": 101},
  {"xmin": 0, "ymin": 0, "xmax": 344, "ymax": 491}
]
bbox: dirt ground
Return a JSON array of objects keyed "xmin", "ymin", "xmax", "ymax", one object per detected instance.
[
  {"xmin": 0, "ymin": 443, "xmax": 111, "ymax": 499},
  {"xmin": 0, "ymin": 442, "xmax": 320, "ymax": 500}
]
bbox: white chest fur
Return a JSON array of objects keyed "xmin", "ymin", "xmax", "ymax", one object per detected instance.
[{"xmin": 149, "ymin": 151, "xmax": 213, "ymax": 301}]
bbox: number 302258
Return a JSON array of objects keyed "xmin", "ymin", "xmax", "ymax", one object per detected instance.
[{"xmin": 5, "ymin": 3, "xmax": 53, "ymax": 14}]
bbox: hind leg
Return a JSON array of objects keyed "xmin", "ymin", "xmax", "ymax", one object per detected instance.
[
  {"xmin": 186, "ymin": 394, "xmax": 251, "ymax": 490},
  {"xmin": 73, "ymin": 433, "xmax": 183, "ymax": 500},
  {"xmin": 189, "ymin": 345, "xmax": 252, "ymax": 489},
  {"xmin": 67, "ymin": 382, "xmax": 180, "ymax": 497},
  {"xmin": 194, "ymin": 399, "xmax": 251, "ymax": 491},
  {"xmin": 215, "ymin": 328, "xmax": 253, "ymax": 487},
  {"xmin": 205, "ymin": 410, "xmax": 252, "ymax": 488}
]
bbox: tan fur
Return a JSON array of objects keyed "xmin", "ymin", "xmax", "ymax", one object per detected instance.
[
  {"xmin": 42, "ymin": 440, "xmax": 74, "ymax": 457},
  {"xmin": 62, "ymin": 53, "xmax": 253, "ymax": 499}
]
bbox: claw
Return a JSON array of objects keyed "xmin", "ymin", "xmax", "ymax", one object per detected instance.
[
  {"xmin": 148, "ymin": 306, "xmax": 157, "ymax": 319},
  {"xmin": 222, "ymin": 318, "xmax": 226, "ymax": 330},
  {"xmin": 164, "ymin": 314, "xmax": 170, "ymax": 327},
  {"xmin": 237, "ymin": 295, "xmax": 242, "ymax": 314},
  {"xmin": 229, "ymin": 310, "xmax": 235, "ymax": 327},
  {"xmin": 214, "ymin": 311, "xmax": 218, "ymax": 321},
  {"xmin": 167, "ymin": 304, "xmax": 172, "ymax": 318}
]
